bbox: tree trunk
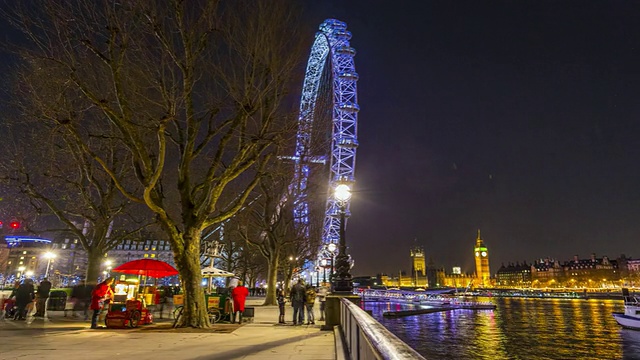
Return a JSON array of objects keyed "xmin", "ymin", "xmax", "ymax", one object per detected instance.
[
  {"xmin": 85, "ymin": 248, "xmax": 104, "ymax": 286},
  {"xmin": 263, "ymin": 253, "xmax": 279, "ymax": 305},
  {"xmin": 174, "ymin": 231, "xmax": 209, "ymax": 328}
]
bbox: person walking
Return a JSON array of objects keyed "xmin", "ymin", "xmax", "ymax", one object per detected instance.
[
  {"xmin": 317, "ymin": 282, "xmax": 329, "ymax": 321},
  {"xmin": 230, "ymin": 281, "xmax": 249, "ymax": 324},
  {"xmin": 290, "ymin": 279, "xmax": 306, "ymax": 325},
  {"xmin": 276, "ymin": 289, "xmax": 286, "ymax": 324},
  {"xmin": 34, "ymin": 278, "xmax": 52, "ymax": 317},
  {"xmin": 90, "ymin": 278, "xmax": 114, "ymax": 329},
  {"xmin": 305, "ymin": 284, "xmax": 316, "ymax": 325},
  {"xmin": 14, "ymin": 279, "xmax": 35, "ymax": 320}
]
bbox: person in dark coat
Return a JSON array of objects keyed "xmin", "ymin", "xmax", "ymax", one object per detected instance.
[
  {"xmin": 14, "ymin": 279, "xmax": 35, "ymax": 320},
  {"xmin": 35, "ymin": 278, "xmax": 52, "ymax": 317},
  {"xmin": 290, "ymin": 279, "xmax": 306, "ymax": 325},
  {"xmin": 277, "ymin": 288, "xmax": 286, "ymax": 324}
]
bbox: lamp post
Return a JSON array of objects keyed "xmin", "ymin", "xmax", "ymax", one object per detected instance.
[
  {"xmin": 327, "ymin": 243, "xmax": 337, "ymax": 283},
  {"xmin": 44, "ymin": 252, "xmax": 56, "ymax": 278},
  {"xmin": 104, "ymin": 260, "xmax": 113, "ymax": 278},
  {"xmin": 320, "ymin": 259, "xmax": 328, "ymax": 283},
  {"xmin": 332, "ymin": 184, "xmax": 353, "ymax": 294}
]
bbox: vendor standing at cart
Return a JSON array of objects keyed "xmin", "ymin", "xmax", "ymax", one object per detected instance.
[
  {"xmin": 230, "ymin": 280, "xmax": 249, "ymax": 324},
  {"xmin": 90, "ymin": 278, "xmax": 114, "ymax": 329}
]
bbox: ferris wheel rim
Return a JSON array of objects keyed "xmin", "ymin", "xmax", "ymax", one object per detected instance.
[{"xmin": 293, "ymin": 18, "xmax": 359, "ymax": 265}]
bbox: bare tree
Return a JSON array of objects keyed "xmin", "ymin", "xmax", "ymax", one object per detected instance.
[
  {"xmin": 2, "ymin": 1, "xmax": 304, "ymax": 327},
  {"xmin": 0, "ymin": 116, "xmax": 152, "ymax": 284},
  {"xmin": 237, "ymin": 165, "xmax": 323, "ymax": 305}
]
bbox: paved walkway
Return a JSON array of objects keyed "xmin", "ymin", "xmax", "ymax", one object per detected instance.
[{"xmin": 0, "ymin": 298, "xmax": 336, "ymax": 360}]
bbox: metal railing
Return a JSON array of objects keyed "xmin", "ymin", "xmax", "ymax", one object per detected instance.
[{"xmin": 339, "ymin": 298, "xmax": 426, "ymax": 360}]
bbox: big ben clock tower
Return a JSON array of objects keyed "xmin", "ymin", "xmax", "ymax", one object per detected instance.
[{"xmin": 474, "ymin": 229, "xmax": 491, "ymax": 287}]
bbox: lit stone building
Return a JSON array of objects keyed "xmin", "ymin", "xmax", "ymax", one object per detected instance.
[
  {"xmin": 1, "ymin": 236, "xmax": 52, "ymax": 285},
  {"xmin": 496, "ymin": 262, "xmax": 532, "ymax": 287},
  {"xmin": 410, "ymin": 245, "xmax": 427, "ymax": 287},
  {"xmin": 473, "ymin": 230, "xmax": 491, "ymax": 287}
]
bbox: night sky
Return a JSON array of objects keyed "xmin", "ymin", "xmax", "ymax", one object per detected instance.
[
  {"xmin": 302, "ymin": 1, "xmax": 640, "ymax": 276},
  {"xmin": 2, "ymin": 2, "xmax": 640, "ymax": 278}
]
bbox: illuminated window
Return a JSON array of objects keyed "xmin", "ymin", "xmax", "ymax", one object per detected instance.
[
  {"xmin": 74, "ymin": 239, "xmax": 78, "ymax": 244},
  {"xmin": 151, "ymin": 254, "xmax": 156, "ymax": 258},
  {"xmin": 20, "ymin": 256, "xmax": 24, "ymax": 260},
  {"xmin": 23, "ymin": 251, "xmax": 27, "ymax": 255},
  {"xmin": 7, "ymin": 261, "xmax": 11, "ymax": 265},
  {"xmin": 19, "ymin": 261, "xmax": 23, "ymax": 265},
  {"xmin": 152, "ymin": 247, "xmax": 156, "ymax": 251},
  {"xmin": 144, "ymin": 254, "xmax": 149, "ymax": 258}
]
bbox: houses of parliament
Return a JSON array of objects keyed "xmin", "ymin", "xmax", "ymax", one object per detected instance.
[{"xmin": 378, "ymin": 230, "xmax": 491, "ymax": 288}]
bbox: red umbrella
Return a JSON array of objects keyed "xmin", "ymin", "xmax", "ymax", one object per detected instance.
[{"xmin": 112, "ymin": 259, "xmax": 179, "ymax": 278}]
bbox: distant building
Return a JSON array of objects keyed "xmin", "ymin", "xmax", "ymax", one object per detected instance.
[
  {"xmin": 410, "ymin": 245, "xmax": 427, "ymax": 287},
  {"xmin": 51, "ymin": 236, "xmax": 176, "ymax": 285},
  {"xmin": 2, "ymin": 236, "xmax": 52, "ymax": 285},
  {"xmin": 473, "ymin": 230, "xmax": 491, "ymax": 287},
  {"xmin": 560, "ymin": 253, "xmax": 621, "ymax": 288},
  {"xmin": 496, "ymin": 262, "xmax": 532, "ymax": 287}
]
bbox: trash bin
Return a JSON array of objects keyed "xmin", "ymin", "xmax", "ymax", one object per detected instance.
[
  {"xmin": 243, "ymin": 306, "xmax": 254, "ymax": 318},
  {"xmin": 47, "ymin": 290, "xmax": 68, "ymax": 311}
]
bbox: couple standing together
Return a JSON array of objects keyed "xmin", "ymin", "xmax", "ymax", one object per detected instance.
[{"xmin": 288, "ymin": 279, "xmax": 326, "ymax": 325}]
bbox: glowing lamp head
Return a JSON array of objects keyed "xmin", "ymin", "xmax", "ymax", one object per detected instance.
[
  {"xmin": 328, "ymin": 243, "xmax": 337, "ymax": 253},
  {"xmin": 334, "ymin": 184, "xmax": 352, "ymax": 202},
  {"xmin": 44, "ymin": 252, "xmax": 56, "ymax": 260},
  {"xmin": 10, "ymin": 221, "xmax": 20, "ymax": 229}
]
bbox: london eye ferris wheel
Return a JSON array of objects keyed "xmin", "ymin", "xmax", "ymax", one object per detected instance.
[{"xmin": 292, "ymin": 19, "xmax": 359, "ymax": 272}]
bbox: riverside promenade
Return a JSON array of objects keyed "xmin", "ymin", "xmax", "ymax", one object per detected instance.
[{"xmin": 0, "ymin": 297, "xmax": 336, "ymax": 360}]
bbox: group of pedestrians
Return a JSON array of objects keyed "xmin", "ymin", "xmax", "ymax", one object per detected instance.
[
  {"xmin": 282, "ymin": 279, "xmax": 328, "ymax": 325},
  {"xmin": 4, "ymin": 277, "xmax": 52, "ymax": 320}
]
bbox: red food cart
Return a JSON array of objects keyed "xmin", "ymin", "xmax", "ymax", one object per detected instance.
[
  {"xmin": 104, "ymin": 281, "xmax": 154, "ymax": 328},
  {"xmin": 104, "ymin": 259, "xmax": 179, "ymax": 329}
]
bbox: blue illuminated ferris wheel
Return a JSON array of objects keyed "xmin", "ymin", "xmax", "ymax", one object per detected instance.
[{"xmin": 292, "ymin": 19, "xmax": 359, "ymax": 264}]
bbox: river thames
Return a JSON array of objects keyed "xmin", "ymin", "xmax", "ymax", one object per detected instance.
[{"xmin": 363, "ymin": 297, "xmax": 640, "ymax": 359}]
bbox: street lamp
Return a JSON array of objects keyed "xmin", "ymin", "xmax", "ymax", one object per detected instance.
[
  {"xmin": 315, "ymin": 266, "xmax": 321, "ymax": 287},
  {"xmin": 327, "ymin": 242, "xmax": 337, "ymax": 282},
  {"xmin": 320, "ymin": 259, "xmax": 328, "ymax": 283},
  {"xmin": 332, "ymin": 183, "xmax": 353, "ymax": 294},
  {"xmin": 44, "ymin": 252, "xmax": 56, "ymax": 278},
  {"xmin": 104, "ymin": 259, "xmax": 113, "ymax": 278}
]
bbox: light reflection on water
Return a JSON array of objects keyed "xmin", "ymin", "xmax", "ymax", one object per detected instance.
[{"xmin": 363, "ymin": 297, "xmax": 636, "ymax": 359}]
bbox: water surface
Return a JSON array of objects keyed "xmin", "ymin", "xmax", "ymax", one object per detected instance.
[{"xmin": 364, "ymin": 297, "xmax": 638, "ymax": 359}]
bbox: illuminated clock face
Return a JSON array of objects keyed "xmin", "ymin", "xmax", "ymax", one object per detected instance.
[
  {"xmin": 481, "ymin": 251, "xmax": 487, "ymax": 257},
  {"xmin": 475, "ymin": 251, "xmax": 480, "ymax": 257}
]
